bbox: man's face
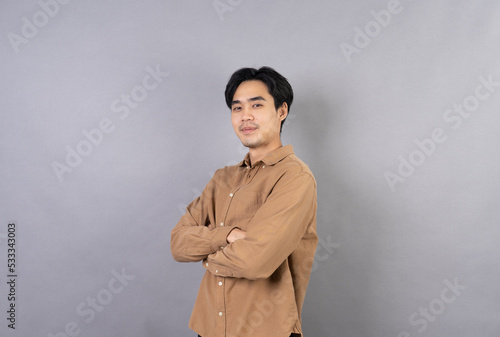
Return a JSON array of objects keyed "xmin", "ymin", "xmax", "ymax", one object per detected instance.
[{"xmin": 230, "ymin": 80, "xmax": 287, "ymax": 152}]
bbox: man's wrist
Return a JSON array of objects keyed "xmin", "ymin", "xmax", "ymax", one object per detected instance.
[{"xmin": 210, "ymin": 226, "xmax": 234, "ymax": 251}]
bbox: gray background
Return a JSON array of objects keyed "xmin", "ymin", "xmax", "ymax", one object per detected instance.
[{"xmin": 1, "ymin": 0, "xmax": 499, "ymax": 336}]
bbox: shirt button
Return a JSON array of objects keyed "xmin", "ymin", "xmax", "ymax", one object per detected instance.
[
  {"xmin": 246, "ymin": 166, "xmax": 250, "ymax": 170},
  {"xmin": 219, "ymin": 312, "xmax": 223, "ymax": 316},
  {"xmin": 220, "ymin": 222, "xmax": 224, "ymax": 226},
  {"xmin": 205, "ymin": 262, "xmax": 208, "ymax": 267},
  {"xmin": 215, "ymin": 270, "xmax": 218, "ymax": 273},
  {"xmin": 262, "ymin": 165, "xmax": 265, "ymax": 168},
  {"xmin": 229, "ymin": 193, "xmax": 234, "ymax": 197},
  {"xmin": 218, "ymin": 281, "xmax": 222, "ymax": 286}
]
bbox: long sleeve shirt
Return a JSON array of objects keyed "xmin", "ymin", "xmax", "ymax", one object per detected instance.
[{"xmin": 171, "ymin": 145, "xmax": 318, "ymax": 337}]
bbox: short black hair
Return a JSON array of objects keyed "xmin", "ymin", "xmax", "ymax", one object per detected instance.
[{"xmin": 225, "ymin": 66, "xmax": 294, "ymax": 133}]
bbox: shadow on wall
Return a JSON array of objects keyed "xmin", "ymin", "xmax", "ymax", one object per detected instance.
[{"xmin": 292, "ymin": 84, "xmax": 392, "ymax": 335}]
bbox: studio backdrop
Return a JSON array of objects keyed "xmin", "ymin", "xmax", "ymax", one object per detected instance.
[{"xmin": 1, "ymin": 0, "xmax": 499, "ymax": 336}]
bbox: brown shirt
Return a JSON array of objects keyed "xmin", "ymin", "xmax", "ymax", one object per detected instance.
[{"xmin": 171, "ymin": 145, "xmax": 318, "ymax": 337}]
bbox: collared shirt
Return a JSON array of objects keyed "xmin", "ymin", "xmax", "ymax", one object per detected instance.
[{"xmin": 171, "ymin": 145, "xmax": 318, "ymax": 337}]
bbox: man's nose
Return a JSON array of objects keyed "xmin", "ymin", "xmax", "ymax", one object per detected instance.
[{"xmin": 241, "ymin": 106, "xmax": 253, "ymax": 120}]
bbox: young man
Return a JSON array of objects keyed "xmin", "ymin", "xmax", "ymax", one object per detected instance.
[{"xmin": 171, "ymin": 67, "xmax": 318, "ymax": 337}]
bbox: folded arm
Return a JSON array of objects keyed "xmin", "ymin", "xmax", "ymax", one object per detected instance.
[
  {"xmin": 170, "ymin": 170, "xmax": 234, "ymax": 262},
  {"xmin": 204, "ymin": 171, "xmax": 317, "ymax": 280}
]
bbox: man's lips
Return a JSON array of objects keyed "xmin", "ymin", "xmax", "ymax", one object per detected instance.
[{"xmin": 240, "ymin": 126, "xmax": 257, "ymax": 134}]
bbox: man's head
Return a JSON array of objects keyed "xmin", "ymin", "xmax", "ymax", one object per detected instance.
[
  {"xmin": 225, "ymin": 66, "xmax": 293, "ymax": 133},
  {"xmin": 225, "ymin": 67, "xmax": 293, "ymax": 157}
]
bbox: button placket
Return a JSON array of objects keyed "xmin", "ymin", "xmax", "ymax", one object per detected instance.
[{"xmin": 215, "ymin": 276, "xmax": 225, "ymax": 332}]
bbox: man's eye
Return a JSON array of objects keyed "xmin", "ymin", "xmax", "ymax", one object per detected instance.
[
  {"xmin": 232, "ymin": 106, "xmax": 241, "ymax": 111},
  {"xmin": 253, "ymin": 104, "xmax": 262, "ymax": 108}
]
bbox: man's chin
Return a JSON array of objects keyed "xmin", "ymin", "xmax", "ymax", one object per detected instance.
[
  {"xmin": 239, "ymin": 137, "xmax": 258, "ymax": 148},
  {"xmin": 240, "ymin": 141, "xmax": 259, "ymax": 149}
]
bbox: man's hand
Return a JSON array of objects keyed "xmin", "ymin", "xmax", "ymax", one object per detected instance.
[{"xmin": 226, "ymin": 228, "xmax": 247, "ymax": 244}]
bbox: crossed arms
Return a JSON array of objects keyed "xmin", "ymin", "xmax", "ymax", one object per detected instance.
[{"xmin": 170, "ymin": 168, "xmax": 316, "ymax": 280}]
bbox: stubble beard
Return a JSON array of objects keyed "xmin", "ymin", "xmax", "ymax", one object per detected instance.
[{"xmin": 240, "ymin": 137, "xmax": 260, "ymax": 149}]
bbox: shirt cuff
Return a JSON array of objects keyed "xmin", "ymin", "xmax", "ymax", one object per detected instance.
[{"xmin": 210, "ymin": 226, "xmax": 234, "ymax": 252}]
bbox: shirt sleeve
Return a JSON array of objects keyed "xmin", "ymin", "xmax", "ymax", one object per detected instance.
[
  {"xmin": 170, "ymin": 170, "xmax": 234, "ymax": 262},
  {"xmin": 203, "ymin": 169, "xmax": 317, "ymax": 280}
]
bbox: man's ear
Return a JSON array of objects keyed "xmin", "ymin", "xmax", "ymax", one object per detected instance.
[{"xmin": 278, "ymin": 102, "xmax": 288, "ymax": 121}]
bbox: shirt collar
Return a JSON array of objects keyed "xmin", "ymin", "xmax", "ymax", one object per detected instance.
[{"xmin": 239, "ymin": 145, "xmax": 294, "ymax": 168}]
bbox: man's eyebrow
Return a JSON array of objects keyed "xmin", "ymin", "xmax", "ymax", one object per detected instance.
[
  {"xmin": 249, "ymin": 96, "xmax": 266, "ymax": 102},
  {"xmin": 231, "ymin": 96, "xmax": 266, "ymax": 106}
]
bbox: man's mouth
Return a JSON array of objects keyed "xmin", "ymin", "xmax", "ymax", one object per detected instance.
[{"xmin": 240, "ymin": 126, "xmax": 257, "ymax": 134}]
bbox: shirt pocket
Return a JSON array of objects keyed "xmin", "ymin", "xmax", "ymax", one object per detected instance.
[{"xmin": 226, "ymin": 190, "xmax": 263, "ymax": 230}]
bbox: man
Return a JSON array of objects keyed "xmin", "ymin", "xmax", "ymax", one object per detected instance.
[{"xmin": 171, "ymin": 66, "xmax": 318, "ymax": 337}]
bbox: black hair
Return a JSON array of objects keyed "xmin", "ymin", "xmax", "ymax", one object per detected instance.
[{"xmin": 224, "ymin": 66, "xmax": 293, "ymax": 133}]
